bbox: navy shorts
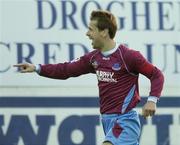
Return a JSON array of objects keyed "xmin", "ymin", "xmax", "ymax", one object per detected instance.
[{"xmin": 101, "ymin": 109, "xmax": 141, "ymax": 145}]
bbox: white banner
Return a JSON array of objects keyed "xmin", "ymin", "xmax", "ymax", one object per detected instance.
[{"xmin": 0, "ymin": 0, "xmax": 179, "ymax": 95}]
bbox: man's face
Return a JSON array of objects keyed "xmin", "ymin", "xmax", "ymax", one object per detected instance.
[{"xmin": 86, "ymin": 20, "xmax": 103, "ymax": 49}]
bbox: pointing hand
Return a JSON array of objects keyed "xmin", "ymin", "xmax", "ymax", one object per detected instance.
[{"xmin": 13, "ymin": 63, "xmax": 36, "ymax": 73}]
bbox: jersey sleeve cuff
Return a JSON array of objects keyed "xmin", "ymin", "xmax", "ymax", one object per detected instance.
[
  {"xmin": 147, "ymin": 96, "xmax": 159, "ymax": 103},
  {"xmin": 35, "ymin": 64, "xmax": 41, "ymax": 74}
]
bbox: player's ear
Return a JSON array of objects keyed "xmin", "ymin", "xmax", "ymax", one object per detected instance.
[{"xmin": 101, "ymin": 29, "xmax": 109, "ymax": 38}]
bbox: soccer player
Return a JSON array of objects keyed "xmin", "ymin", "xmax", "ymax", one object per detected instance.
[{"xmin": 14, "ymin": 10, "xmax": 164, "ymax": 145}]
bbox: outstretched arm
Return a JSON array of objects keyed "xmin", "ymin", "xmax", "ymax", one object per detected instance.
[{"xmin": 14, "ymin": 53, "xmax": 95, "ymax": 80}]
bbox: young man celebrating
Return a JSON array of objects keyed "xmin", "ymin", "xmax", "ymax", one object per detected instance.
[{"xmin": 14, "ymin": 10, "xmax": 164, "ymax": 145}]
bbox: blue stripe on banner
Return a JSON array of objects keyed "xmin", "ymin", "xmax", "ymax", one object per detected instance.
[{"xmin": 0, "ymin": 97, "xmax": 179, "ymax": 108}]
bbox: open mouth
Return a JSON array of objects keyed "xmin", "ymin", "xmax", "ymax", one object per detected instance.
[
  {"xmin": 90, "ymin": 39, "xmax": 93, "ymax": 45},
  {"xmin": 91, "ymin": 40, "xmax": 94, "ymax": 46},
  {"xmin": 88, "ymin": 37, "xmax": 94, "ymax": 46}
]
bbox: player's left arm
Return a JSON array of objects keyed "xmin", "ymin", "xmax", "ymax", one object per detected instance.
[{"xmin": 126, "ymin": 50, "xmax": 164, "ymax": 118}]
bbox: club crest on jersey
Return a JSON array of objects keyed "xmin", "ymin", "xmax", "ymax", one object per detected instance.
[
  {"xmin": 112, "ymin": 63, "xmax": 121, "ymax": 71},
  {"xmin": 91, "ymin": 61, "xmax": 98, "ymax": 69}
]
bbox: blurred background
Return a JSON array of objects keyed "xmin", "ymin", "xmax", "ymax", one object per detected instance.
[{"xmin": 0, "ymin": 0, "xmax": 180, "ymax": 145}]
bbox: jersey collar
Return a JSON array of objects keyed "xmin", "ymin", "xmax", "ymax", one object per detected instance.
[{"xmin": 101, "ymin": 43, "xmax": 118, "ymax": 57}]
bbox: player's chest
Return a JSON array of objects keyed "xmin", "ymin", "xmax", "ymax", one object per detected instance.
[{"xmin": 91, "ymin": 55, "xmax": 126, "ymax": 82}]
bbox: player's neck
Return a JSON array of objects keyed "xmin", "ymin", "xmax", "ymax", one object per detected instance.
[{"xmin": 100, "ymin": 39, "xmax": 116, "ymax": 52}]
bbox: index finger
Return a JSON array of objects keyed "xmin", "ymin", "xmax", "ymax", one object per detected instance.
[{"xmin": 13, "ymin": 64, "xmax": 26, "ymax": 67}]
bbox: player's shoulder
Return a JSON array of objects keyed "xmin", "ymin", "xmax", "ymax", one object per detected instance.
[
  {"xmin": 118, "ymin": 44, "xmax": 140, "ymax": 59},
  {"xmin": 84, "ymin": 49, "xmax": 99, "ymax": 58},
  {"xmin": 81, "ymin": 49, "xmax": 100, "ymax": 63},
  {"xmin": 118, "ymin": 44, "xmax": 138, "ymax": 53}
]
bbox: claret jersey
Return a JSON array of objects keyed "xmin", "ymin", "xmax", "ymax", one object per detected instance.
[{"xmin": 39, "ymin": 44, "xmax": 164, "ymax": 114}]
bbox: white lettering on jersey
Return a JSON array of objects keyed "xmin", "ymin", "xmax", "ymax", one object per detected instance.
[{"xmin": 96, "ymin": 70, "xmax": 117, "ymax": 83}]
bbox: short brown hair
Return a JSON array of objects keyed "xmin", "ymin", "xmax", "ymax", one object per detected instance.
[{"xmin": 90, "ymin": 10, "xmax": 117, "ymax": 39}]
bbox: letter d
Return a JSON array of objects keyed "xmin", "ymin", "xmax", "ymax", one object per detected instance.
[{"xmin": 37, "ymin": 0, "xmax": 57, "ymax": 29}]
